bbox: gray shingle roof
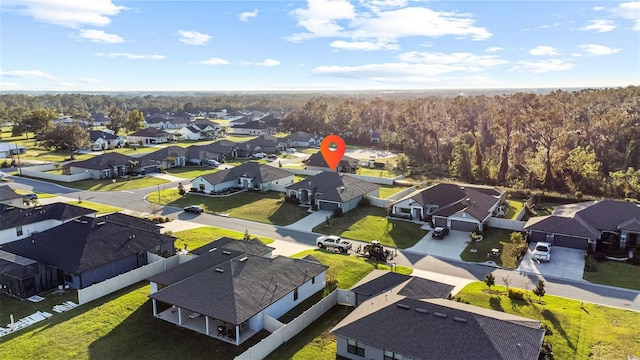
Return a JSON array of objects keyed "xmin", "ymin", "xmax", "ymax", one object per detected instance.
[
  {"xmin": 2, "ymin": 216, "xmax": 175, "ymax": 274},
  {"xmin": 286, "ymin": 172, "xmax": 380, "ymax": 203},
  {"xmin": 140, "ymin": 145, "xmax": 187, "ymax": 161},
  {"xmin": 88, "ymin": 130, "xmax": 118, "ymax": 142},
  {"xmin": 186, "ymin": 142, "xmax": 236, "ymax": 159},
  {"xmin": 97, "ymin": 212, "xmax": 161, "ymax": 233},
  {"xmin": 149, "ymin": 255, "xmax": 327, "ymax": 324},
  {"xmin": 191, "ymin": 237, "xmax": 274, "ymax": 257},
  {"xmin": 0, "ymin": 202, "xmax": 95, "ymax": 231},
  {"xmin": 197, "ymin": 162, "xmax": 293, "ymax": 185},
  {"xmin": 331, "ymin": 294, "xmax": 543, "ymax": 360},
  {"xmin": 0, "ymin": 185, "xmax": 21, "ymax": 202},
  {"xmin": 128, "ymin": 128, "xmax": 171, "ymax": 137},
  {"xmin": 303, "ymin": 151, "xmax": 358, "ymax": 168},
  {"xmin": 350, "ymin": 270, "xmax": 454, "ymax": 300},
  {"xmin": 284, "ymin": 131, "xmax": 315, "ymax": 142},
  {"xmin": 68, "ymin": 152, "xmax": 134, "ymax": 170}
]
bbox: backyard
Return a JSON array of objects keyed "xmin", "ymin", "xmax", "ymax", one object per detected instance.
[
  {"xmin": 164, "ymin": 165, "xmax": 219, "ymax": 179},
  {"xmin": 459, "ymin": 228, "xmax": 524, "ymax": 269},
  {"xmin": 172, "ymin": 226, "xmax": 275, "ymax": 251},
  {"xmin": 457, "ymin": 282, "xmax": 640, "ymax": 360},
  {"xmin": 312, "ymin": 207, "xmax": 428, "ymax": 249}
]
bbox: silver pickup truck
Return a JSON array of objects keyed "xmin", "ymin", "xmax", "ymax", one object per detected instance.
[{"xmin": 316, "ymin": 235, "xmax": 352, "ymax": 253}]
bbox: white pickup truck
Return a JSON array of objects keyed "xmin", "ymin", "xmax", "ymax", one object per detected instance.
[
  {"xmin": 532, "ymin": 242, "xmax": 551, "ymax": 262},
  {"xmin": 316, "ymin": 235, "xmax": 352, "ymax": 253}
]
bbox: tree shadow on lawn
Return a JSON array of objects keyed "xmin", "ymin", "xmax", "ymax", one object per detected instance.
[
  {"xmin": 88, "ymin": 299, "xmax": 267, "ymax": 360},
  {"xmin": 543, "ymin": 308, "xmax": 575, "ymax": 351},
  {"xmin": 489, "ymin": 296, "xmax": 504, "ymax": 312}
]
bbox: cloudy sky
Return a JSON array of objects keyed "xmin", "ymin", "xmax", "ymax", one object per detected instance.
[{"xmin": 0, "ymin": 0, "xmax": 638, "ymax": 91}]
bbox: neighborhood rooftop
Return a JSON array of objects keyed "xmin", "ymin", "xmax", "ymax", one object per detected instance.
[
  {"xmin": 196, "ymin": 161, "xmax": 293, "ymax": 184},
  {"xmin": 286, "ymin": 172, "xmax": 380, "ymax": 203},
  {"xmin": 0, "ymin": 202, "xmax": 96, "ymax": 232}
]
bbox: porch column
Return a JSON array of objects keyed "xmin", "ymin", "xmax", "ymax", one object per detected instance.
[
  {"xmin": 235, "ymin": 325, "xmax": 240, "ymax": 346},
  {"xmin": 178, "ymin": 307, "xmax": 183, "ymax": 325},
  {"xmin": 152, "ymin": 299, "xmax": 157, "ymax": 316},
  {"xmin": 205, "ymin": 316, "xmax": 210, "ymax": 335}
]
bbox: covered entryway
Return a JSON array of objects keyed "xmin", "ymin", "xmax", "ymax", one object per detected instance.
[{"xmin": 300, "ymin": 190, "xmax": 310, "ymax": 204}]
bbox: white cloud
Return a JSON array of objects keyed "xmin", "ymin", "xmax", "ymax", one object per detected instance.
[
  {"xmin": 485, "ymin": 47, "xmax": 503, "ymax": 53},
  {"xmin": 360, "ymin": 0, "xmax": 408, "ymax": 13},
  {"xmin": 593, "ymin": 6, "xmax": 605, "ymax": 11},
  {"xmin": 529, "ymin": 46, "xmax": 559, "ymax": 56},
  {"xmin": 178, "ymin": 30, "xmax": 211, "ymax": 46},
  {"xmin": 199, "ymin": 58, "xmax": 230, "ymax": 65},
  {"xmin": 523, "ymin": 22, "xmax": 562, "ymax": 31},
  {"xmin": 255, "ymin": 59, "xmax": 281, "ymax": 66},
  {"xmin": 75, "ymin": 29, "xmax": 124, "ymax": 43},
  {"xmin": 95, "ymin": 53, "xmax": 165, "ymax": 60},
  {"xmin": 0, "ymin": 69, "xmax": 57, "ymax": 79},
  {"xmin": 79, "ymin": 77, "xmax": 101, "ymax": 83},
  {"xmin": 330, "ymin": 40, "xmax": 399, "ymax": 51},
  {"xmin": 3, "ymin": 0, "xmax": 127, "ymax": 28},
  {"xmin": 239, "ymin": 9, "xmax": 258, "ymax": 22},
  {"xmin": 289, "ymin": 0, "xmax": 356, "ymax": 41},
  {"xmin": 578, "ymin": 44, "xmax": 621, "ymax": 55},
  {"xmin": 579, "ymin": 19, "xmax": 616, "ymax": 32},
  {"xmin": 614, "ymin": 2, "xmax": 640, "ymax": 30},
  {"xmin": 54, "ymin": 82, "xmax": 74, "ymax": 88},
  {"xmin": 510, "ymin": 59, "xmax": 573, "ymax": 73}
]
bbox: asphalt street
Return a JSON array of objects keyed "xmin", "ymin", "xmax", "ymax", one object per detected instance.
[{"xmin": 7, "ymin": 175, "xmax": 640, "ymax": 312}]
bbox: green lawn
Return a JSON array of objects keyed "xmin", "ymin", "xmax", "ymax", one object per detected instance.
[
  {"xmin": 66, "ymin": 200, "xmax": 122, "ymax": 214},
  {"xmin": 223, "ymin": 158, "xmax": 268, "ymax": 166},
  {"xmin": 457, "ymin": 282, "xmax": 640, "ymax": 360},
  {"xmin": 291, "ymin": 249, "xmax": 412, "ymax": 290},
  {"xmin": 312, "ymin": 207, "xmax": 428, "ymax": 249},
  {"xmin": 459, "ymin": 228, "xmax": 522, "ymax": 269},
  {"xmin": 378, "ymin": 185, "xmax": 412, "ymax": 199},
  {"xmin": 173, "ymin": 227, "xmax": 275, "ymax": 251},
  {"xmin": 0, "ymin": 288, "xmax": 79, "ymax": 326},
  {"xmin": 583, "ymin": 261, "xmax": 640, "ymax": 291},
  {"xmin": 356, "ymin": 167, "xmax": 402, "ymax": 178},
  {"xmin": 13, "ymin": 189, "xmax": 56, "ymax": 199},
  {"xmin": 153, "ymin": 190, "xmax": 309, "ymax": 226},
  {"xmin": 21, "ymin": 175, "xmax": 171, "ymax": 192},
  {"xmin": 503, "ymin": 199, "xmax": 524, "ymax": 219},
  {"xmin": 110, "ymin": 147, "xmax": 159, "ymax": 156},
  {"xmin": 164, "ymin": 166, "xmax": 219, "ymax": 179}
]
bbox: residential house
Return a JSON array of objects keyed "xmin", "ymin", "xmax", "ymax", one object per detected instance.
[
  {"xmin": 331, "ymin": 284, "xmax": 544, "ymax": 360},
  {"xmin": 228, "ymin": 116, "xmax": 281, "ymax": 136},
  {"xmin": 303, "ymin": 151, "xmax": 359, "ymax": 173},
  {"xmin": 1, "ymin": 214, "xmax": 175, "ymax": 293},
  {"xmin": 208, "ymin": 109, "xmax": 227, "ymax": 119},
  {"xmin": 88, "ymin": 130, "xmax": 125, "ymax": 151},
  {"xmin": 147, "ymin": 242, "xmax": 327, "ymax": 345},
  {"xmin": 145, "ymin": 116, "xmax": 172, "ymax": 130},
  {"xmin": 127, "ymin": 128, "xmax": 171, "ymax": 145},
  {"xmin": 236, "ymin": 135, "xmax": 286, "ymax": 158},
  {"xmin": 525, "ymin": 200, "xmax": 640, "ymax": 250},
  {"xmin": 186, "ymin": 141, "xmax": 237, "ymax": 165},
  {"xmin": 284, "ymin": 131, "xmax": 321, "ymax": 148},
  {"xmin": 191, "ymin": 162, "xmax": 294, "ymax": 193},
  {"xmin": 90, "ymin": 112, "xmax": 110, "ymax": 127},
  {"xmin": 140, "ymin": 145, "xmax": 187, "ymax": 169},
  {"xmin": 389, "ymin": 183, "xmax": 506, "ymax": 232},
  {"xmin": 0, "ymin": 202, "xmax": 96, "ymax": 245},
  {"xmin": 0, "ymin": 143, "xmax": 27, "ymax": 158},
  {"xmin": 369, "ymin": 129, "xmax": 381, "ymax": 144},
  {"xmin": 190, "ymin": 237, "xmax": 275, "ymax": 257},
  {"xmin": 67, "ymin": 152, "xmax": 158, "ymax": 178},
  {"xmin": 0, "ymin": 185, "xmax": 23, "ymax": 207},
  {"xmin": 286, "ymin": 172, "xmax": 380, "ymax": 212}
]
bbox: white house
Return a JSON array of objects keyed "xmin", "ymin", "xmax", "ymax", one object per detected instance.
[
  {"xmin": 191, "ymin": 162, "xmax": 294, "ymax": 194},
  {"xmin": 0, "ymin": 143, "xmax": 27, "ymax": 158},
  {"xmin": 0, "ymin": 185, "xmax": 23, "ymax": 207}
]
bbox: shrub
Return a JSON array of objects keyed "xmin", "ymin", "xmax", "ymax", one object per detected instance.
[
  {"xmin": 539, "ymin": 341, "xmax": 554, "ymax": 360},
  {"xmin": 311, "ymin": 203, "xmax": 318, "ymax": 211},
  {"xmin": 165, "ymin": 216, "xmax": 171, "ymax": 222},
  {"xmin": 190, "ymin": 187, "xmax": 197, "ymax": 192},
  {"xmin": 631, "ymin": 248, "xmax": 640, "ymax": 266},
  {"xmin": 541, "ymin": 323, "xmax": 554, "ymax": 336},
  {"xmin": 333, "ymin": 207, "xmax": 343, "ymax": 217},
  {"xmin": 584, "ymin": 254, "xmax": 598, "ymax": 272},
  {"xmin": 593, "ymin": 252, "xmax": 607, "ymax": 262},
  {"xmin": 508, "ymin": 288, "xmax": 526, "ymax": 300}
]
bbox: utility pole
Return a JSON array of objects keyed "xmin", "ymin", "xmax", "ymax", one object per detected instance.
[{"xmin": 15, "ymin": 144, "xmax": 22, "ymax": 176}]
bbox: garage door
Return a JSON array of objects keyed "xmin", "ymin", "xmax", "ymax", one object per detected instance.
[
  {"xmin": 551, "ymin": 234, "xmax": 589, "ymax": 250},
  {"xmin": 318, "ymin": 201, "xmax": 339, "ymax": 211},
  {"xmin": 433, "ymin": 217, "xmax": 448, "ymax": 228},
  {"xmin": 450, "ymin": 220, "xmax": 479, "ymax": 232}
]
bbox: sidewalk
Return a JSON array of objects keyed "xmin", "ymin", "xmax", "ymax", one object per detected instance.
[
  {"xmin": 147, "ymin": 172, "xmax": 185, "ymax": 183},
  {"xmin": 284, "ymin": 210, "xmax": 333, "ymax": 231}
]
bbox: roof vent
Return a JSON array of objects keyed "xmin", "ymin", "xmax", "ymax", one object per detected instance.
[
  {"xmin": 81, "ymin": 221, "xmax": 88, "ymax": 224},
  {"xmin": 222, "ymin": 250, "xmax": 232, "ymax": 255},
  {"xmin": 415, "ymin": 308, "xmax": 429, "ymax": 314},
  {"xmin": 396, "ymin": 303, "xmax": 410, "ymax": 310},
  {"xmin": 208, "ymin": 247, "xmax": 217, "ymax": 252},
  {"xmin": 453, "ymin": 316, "xmax": 468, "ymax": 323},
  {"xmin": 239, "ymin": 256, "xmax": 248, "ymax": 262},
  {"xmin": 97, "ymin": 221, "xmax": 106, "ymax": 226},
  {"xmin": 74, "ymin": 219, "xmax": 82, "ymax": 222},
  {"xmin": 434, "ymin": 312, "xmax": 448, "ymax": 319},
  {"xmin": 214, "ymin": 268, "xmax": 224, "ymax": 273}
]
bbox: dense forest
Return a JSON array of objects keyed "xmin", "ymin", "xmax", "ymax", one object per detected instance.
[{"xmin": 1, "ymin": 86, "xmax": 639, "ymax": 199}]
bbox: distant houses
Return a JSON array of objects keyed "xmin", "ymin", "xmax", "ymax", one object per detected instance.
[{"xmin": 191, "ymin": 162, "xmax": 294, "ymax": 194}]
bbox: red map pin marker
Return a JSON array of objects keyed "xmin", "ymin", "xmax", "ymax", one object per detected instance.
[{"xmin": 320, "ymin": 134, "xmax": 346, "ymax": 171}]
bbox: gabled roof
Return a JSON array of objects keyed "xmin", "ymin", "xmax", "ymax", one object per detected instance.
[
  {"xmin": 350, "ymin": 270, "xmax": 453, "ymax": 300},
  {"xmin": 197, "ymin": 162, "xmax": 293, "ymax": 185},
  {"xmin": 286, "ymin": 172, "xmax": 380, "ymax": 203},
  {"xmin": 191, "ymin": 237, "xmax": 274, "ymax": 257},
  {"xmin": 0, "ymin": 185, "xmax": 21, "ymax": 202},
  {"xmin": 140, "ymin": 145, "xmax": 188, "ymax": 161},
  {"xmin": 97, "ymin": 212, "xmax": 161, "ymax": 233},
  {"xmin": 331, "ymin": 292, "xmax": 543, "ymax": 360},
  {"xmin": 88, "ymin": 130, "xmax": 117, "ymax": 142},
  {"xmin": 576, "ymin": 200, "xmax": 640, "ymax": 232},
  {"xmin": 186, "ymin": 142, "xmax": 236, "ymax": 159},
  {"xmin": 284, "ymin": 131, "xmax": 317, "ymax": 143},
  {"xmin": 149, "ymin": 254, "xmax": 327, "ymax": 324},
  {"xmin": 128, "ymin": 128, "xmax": 171, "ymax": 137},
  {"xmin": 393, "ymin": 183, "xmax": 504, "ymax": 222},
  {"xmin": 232, "ymin": 120, "xmax": 270, "ymax": 129},
  {"xmin": 303, "ymin": 151, "xmax": 358, "ymax": 169},
  {"xmin": 68, "ymin": 152, "xmax": 134, "ymax": 170},
  {"xmin": 145, "ymin": 117, "xmax": 169, "ymax": 124},
  {"xmin": 0, "ymin": 202, "xmax": 95, "ymax": 231},
  {"xmin": 2, "ymin": 216, "xmax": 175, "ymax": 274}
]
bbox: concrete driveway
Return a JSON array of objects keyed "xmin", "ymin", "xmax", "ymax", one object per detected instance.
[
  {"xmin": 405, "ymin": 229, "xmax": 470, "ymax": 260},
  {"xmin": 518, "ymin": 244, "xmax": 585, "ymax": 281}
]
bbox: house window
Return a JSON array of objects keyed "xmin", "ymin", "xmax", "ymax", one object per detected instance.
[
  {"xmin": 16, "ymin": 226, "xmax": 23, "ymax": 236},
  {"xmin": 347, "ymin": 339, "xmax": 365, "ymax": 356},
  {"xmin": 199, "ymin": 183, "xmax": 205, "ymax": 191},
  {"xmin": 293, "ymin": 287, "xmax": 299, "ymax": 301},
  {"xmin": 384, "ymin": 350, "xmax": 407, "ymax": 360},
  {"xmin": 400, "ymin": 208, "xmax": 411, "ymax": 214},
  {"xmin": 312, "ymin": 276, "xmax": 315, "ymax": 284}
]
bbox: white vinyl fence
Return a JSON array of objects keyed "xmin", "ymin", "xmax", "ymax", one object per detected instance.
[
  {"xmin": 235, "ymin": 290, "xmax": 341, "ymax": 360},
  {"xmin": 21, "ymin": 163, "xmax": 90, "ymax": 182},
  {"xmin": 280, "ymin": 167, "xmax": 403, "ymax": 185},
  {"xmin": 487, "ymin": 218, "xmax": 526, "ymax": 232},
  {"xmin": 77, "ymin": 253, "xmax": 190, "ymax": 304}
]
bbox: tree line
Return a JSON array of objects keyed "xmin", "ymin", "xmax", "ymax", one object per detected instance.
[{"xmin": 1, "ymin": 87, "xmax": 638, "ymax": 199}]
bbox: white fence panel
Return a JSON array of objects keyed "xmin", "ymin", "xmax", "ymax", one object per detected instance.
[
  {"xmin": 514, "ymin": 206, "xmax": 527, "ymax": 221},
  {"xmin": 369, "ymin": 197, "xmax": 390, "ymax": 208},
  {"xmin": 234, "ymin": 290, "xmax": 339, "ymax": 360},
  {"xmin": 487, "ymin": 218, "xmax": 526, "ymax": 231},
  {"xmin": 21, "ymin": 164, "xmax": 91, "ymax": 182},
  {"xmin": 348, "ymin": 174, "xmax": 403, "ymax": 185},
  {"xmin": 337, "ymin": 289, "xmax": 356, "ymax": 306},
  {"xmin": 263, "ymin": 313, "xmax": 283, "ymax": 333}
]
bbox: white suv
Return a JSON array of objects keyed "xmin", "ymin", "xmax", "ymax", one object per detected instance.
[{"xmin": 532, "ymin": 242, "xmax": 551, "ymax": 262}]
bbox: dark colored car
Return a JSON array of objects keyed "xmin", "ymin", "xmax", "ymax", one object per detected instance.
[
  {"xmin": 22, "ymin": 193, "xmax": 38, "ymax": 201},
  {"xmin": 183, "ymin": 205, "xmax": 204, "ymax": 214},
  {"xmin": 432, "ymin": 226, "xmax": 450, "ymax": 239}
]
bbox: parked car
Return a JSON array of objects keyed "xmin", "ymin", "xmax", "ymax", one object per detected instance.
[
  {"xmin": 252, "ymin": 152, "xmax": 266, "ymax": 159},
  {"xmin": 532, "ymin": 242, "xmax": 551, "ymax": 262},
  {"xmin": 22, "ymin": 193, "xmax": 38, "ymax": 201},
  {"xmin": 206, "ymin": 159, "xmax": 220, "ymax": 167},
  {"xmin": 286, "ymin": 148, "xmax": 297, "ymax": 154},
  {"xmin": 183, "ymin": 205, "xmax": 204, "ymax": 214},
  {"xmin": 266, "ymin": 154, "xmax": 278, "ymax": 161},
  {"xmin": 432, "ymin": 226, "xmax": 450, "ymax": 239},
  {"xmin": 316, "ymin": 235, "xmax": 352, "ymax": 253}
]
